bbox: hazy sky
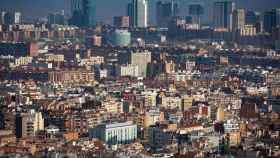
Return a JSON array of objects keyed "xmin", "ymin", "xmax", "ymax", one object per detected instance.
[{"xmin": 1, "ymin": 0, "xmax": 280, "ymax": 23}]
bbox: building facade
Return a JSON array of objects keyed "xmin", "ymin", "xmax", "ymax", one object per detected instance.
[
  {"xmin": 156, "ymin": 1, "xmax": 178, "ymax": 27},
  {"xmin": 48, "ymin": 70, "xmax": 94, "ymax": 84},
  {"xmin": 263, "ymin": 9, "xmax": 280, "ymax": 33},
  {"xmin": 130, "ymin": 51, "xmax": 151, "ymax": 77},
  {"xmin": 1, "ymin": 12, "xmax": 21, "ymax": 25},
  {"xmin": 17, "ymin": 110, "xmax": 44, "ymax": 138},
  {"xmin": 114, "ymin": 16, "xmax": 130, "ymax": 28},
  {"xmin": 112, "ymin": 29, "xmax": 131, "ymax": 47},
  {"xmin": 69, "ymin": 0, "xmax": 96, "ymax": 27},
  {"xmin": 127, "ymin": 0, "xmax": 148, "ymax": 28},
  {"xmin": 89, "ymin": 121, "xmax": 137, "ymax": 145},
  {"xmin": 213, "ymin": 1, "xmax": 235, "ymax": 30},
  {"xmin": 232, "ymin": 9, "xmax": 245, "ymax": 31},
  {"xmin": 117, "ymin": 64, "xmax": 139, "ymax": 77}
]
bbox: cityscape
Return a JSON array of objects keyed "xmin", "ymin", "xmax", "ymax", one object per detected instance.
[{"xmin": 0, "ymin": 0, "xmax": 280, "ymax": 157}]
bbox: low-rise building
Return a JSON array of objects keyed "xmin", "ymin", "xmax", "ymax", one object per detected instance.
[{"xmin": 89, "ymin": 121, "xmax": 137, "ymax": 145}]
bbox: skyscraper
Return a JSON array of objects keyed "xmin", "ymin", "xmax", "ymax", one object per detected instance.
[
  {"xmin": 189, "ymin": 4, "xmax": 204, "ymax": 26},
  {"xmin": 276, "ymin": 9, "xmax": 280, "ymax": 27},
  {"xmin": 156, "ymin": 1, "xmax": 178, "ymax": 27},
  {"xmin": 0, "ymin": 12, "xmax": 5, "ymax": 24},
  {"xmin": 69, "ymin": 0, "xmax": 96, "ymax": 27},
  {"xmin": 232, "ymin": 9, "xmax": 245, "ymax": 31},
  {"xmin": 127, "ymin": 0, "xmax": 148, "ymax": 28},
  {"xmin": 84, "ymin": 0, "xmax": 96, "ymax": 26},
  {"xmin": 112, "ymin": 29, "xmax": 131, "ymax": 47},
  {"xmin": 69, "ymin": 0, "xmax": 83, "ymax": 26},
  {"xmin": 245, "ymin": 11, "xmax": 260, "ymax": 25},
  {"xmin": 3, "ymin": 12, "xmax": 15, "ymax": 25},
  {"xmin": 48, "ymin": 11, "xmax": 65, "ymax": 25},
  {"xmin": 14, "ymin": 12, "xmax": 21, "ymax": 24},
  {"xmin": 127, "ymin": 3, "xmax": 134, "ymax": 27},
  {"xmin": 213, "ymin": 1, "xmax": 235, "ymax": 30},
  {"xmin": 1, "ymin": 12, "xmax": 22, "ymax": 25},
  {"xmin": 71, "ymin": 0, "xmax": 83, "ymax": 11},
  {"xmin": 263, "ymin": 9, "xmax": 278, "ymax": 33},
  {"xmin": 245, "ymin": 11, "xmax": 262, "ymax": 33}
]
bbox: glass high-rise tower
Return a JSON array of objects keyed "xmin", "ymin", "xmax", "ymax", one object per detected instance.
[
  {"xmin": 70, "ymin": 0, "xmax": 96, "ymax": 27},
  {"xmin": 156, "ymin": 1, "xmax": 179, "ymax": 27},
  {"xmin": 127, "ymin": 0, "xmax": 148, "ymax": 28},
  {"xmin": 263, "ymin": 9, "xmax": 280, "ymax": 33},
  {"xmin": 84, "ymin": 0, "xmax": 96, "ymax": 26},
  {"xmin": 232, "ymin": 9, "xmax": 245, "ymax": 31},
  {"xmin": 213, "ymin": 1, "xmax": 235, "ymax": 30}
]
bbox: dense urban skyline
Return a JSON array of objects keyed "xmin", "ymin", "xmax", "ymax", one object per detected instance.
[
  {"xmin": 1, "ymin": 0, "xmax": 280, "ymax": 157},
  {"xmin": 1, "ymin": 0, "xmax": 280, "ymax": 23}
]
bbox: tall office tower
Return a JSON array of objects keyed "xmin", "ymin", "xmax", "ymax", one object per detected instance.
[
  {"xmin": 130, "ymin": 51, "xmax": 151, "ymax": 77},
  {"xmin": 127, "ymin": 0, "xmax": 148, "ymax": 28},
  {"xmin": 245, "ymin": 11, "xmax": 259, "ymax": 25},
  {"xmin": 189, "ymin": 4, "xmax": 204, "ymax": 26},
  {"xmin": 71, "ymin": 0, "xmax": 83, "ymax": 11},
  {"xmin": 275, "ymin": 9, "xmax": 280, "ymax": 27},
  {"xmin": 0, "ymin": 12, "xmax": 21, "ymax": 25},
  {"xmin": 84, "ymin": 0, "xmax": 96, "ymax": 26},
  {"xmin": 69, "ymin": 0, "xmax": 96, "ymax": 27},
  {"xmin": 136, "ymin": 0, "xmax": 148, "ymax": 28},
  {"xmin": 232, "ymin": 9, "xmax": 245, "ymax": 31},
  {"xmin": 263, "ymin": 9, "xmax": 278, "ymax": 33},
  {"xmin": 0, "ymin": 12, "xmax": 5, "ymax": 24},
  {"xmin": 48, "ymin": 12, "xmax": 65, "ymax": 25},
  {"xmin": 3, "ymin": 12, "xmax": 14, "ymax": 25},
  {"xmin": 179, "ymin": 0, "xmax": 213, "ymax": 25},
  {"xmin": 14, "ymin": 12, "xmax": 21, "ymax": 24},
  {"xmin": 127, "ymin": 3, "xmax": 134, "ymax": 27},
  {"xmin": 69, "ymin": 0, "xmax": 84, "ymax": 27},
  {"xmin": 245, "ymin": 11, "xmax": 262, "ymax": 32},
  {"xmin": 1, "ymin": 12, "xmax": 22, "ymax": 25},
  {"xmin": 213, "ymin": 1, "xmax": 235, "ymax": 30},
  {"xmin": 156, "ymin": 0, "xmax": 178, "ymax": 28}
]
